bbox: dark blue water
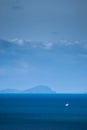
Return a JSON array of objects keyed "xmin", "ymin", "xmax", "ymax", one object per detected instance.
[{"xmin": 0, "ymin": 94, "xmax": 87, "ymax": 130}]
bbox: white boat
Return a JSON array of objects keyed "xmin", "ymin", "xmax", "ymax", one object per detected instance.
[{"xmin": 65, "ymin": 103, "xmax": 70, "ymax": 107}]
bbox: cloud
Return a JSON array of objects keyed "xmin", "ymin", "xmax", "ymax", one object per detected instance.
[
  {"xmin": 59, "ymin": 40, "xmax": 81, "ymax": 46},
  {"xmin": 10, "ymin": 39, "xmax": 25, "ymax": 45},
  {"xmin": 8, "ymin": 39, "xmax": 55, "ymax": 49},
  {"xmin": 1, "ymin": 38, "xmax": 87, "ymax": 50},
  {"xmin": 42, "ymin": 41, "xmax": 54, "ymax": 49}
]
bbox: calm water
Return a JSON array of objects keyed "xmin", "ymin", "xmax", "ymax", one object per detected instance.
[{"xmin": 0, "ymin": 94, "xmax": 87, "ymax": 130}]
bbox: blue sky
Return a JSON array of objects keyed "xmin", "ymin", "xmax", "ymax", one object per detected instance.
[{"xmin": 0, "ymin": 0, "xmax": 87, "ymax": 93}]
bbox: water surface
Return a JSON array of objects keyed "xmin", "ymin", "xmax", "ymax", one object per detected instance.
[{"xmin": 0, "ymin": 94, "xmax": 87, "ymax": 130}]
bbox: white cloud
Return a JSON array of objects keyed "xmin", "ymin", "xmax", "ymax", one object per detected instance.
[
  {"xmin": 42, "ymin": 41, "xmax": 54, "ymax": 49},
  {"xmin": 59, "ymin": 40, "xmax": 81, "ymax": 46},
  {"xmin": 9, "ymin": 39, "xmax": 25, "ymax": 45},
  {"xmin": 7, "ymin": 39, "xmax": 54, "ymax": 49},
  {"xmin": 1, "ymin": 38, "xmax": 87, "ymax": 49}
]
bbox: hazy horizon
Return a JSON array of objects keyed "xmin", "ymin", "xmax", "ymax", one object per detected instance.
[{"xmin": 0, "ymin": 85, "xmax": 86, "ymax": 94}]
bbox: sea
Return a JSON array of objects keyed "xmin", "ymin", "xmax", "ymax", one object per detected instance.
[{"xmin": 0, "ymin": 94, "xmax": 87, "ymax": 130}]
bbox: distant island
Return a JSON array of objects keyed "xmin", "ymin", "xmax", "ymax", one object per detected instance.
[{"xmin": 0, "ymin": 85, "xmax": 56, "ymax": 94}]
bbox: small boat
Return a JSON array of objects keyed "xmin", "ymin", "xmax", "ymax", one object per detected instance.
[{"xmin": 65, "ymin": 103, "xmax": 70, "ymax": 107}]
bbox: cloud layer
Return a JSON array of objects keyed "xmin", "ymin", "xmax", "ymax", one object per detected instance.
[{"xmin": 0, "ymin": 38, "xmax": 87, "ymax": 50}]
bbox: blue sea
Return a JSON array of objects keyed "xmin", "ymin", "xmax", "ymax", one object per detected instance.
[{"xmin": 0, "ymin": 94, "xmax": 87, "ymax": 130}]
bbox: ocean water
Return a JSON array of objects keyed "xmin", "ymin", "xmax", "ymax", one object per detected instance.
[{"xmin": 0, "ymin": 94, "xmax": 87, "ymax": 130}]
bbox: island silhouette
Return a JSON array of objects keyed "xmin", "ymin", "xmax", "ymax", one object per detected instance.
[{"xmin": 0, "ymin": 85, "xmax": 56, "ymax": 94}]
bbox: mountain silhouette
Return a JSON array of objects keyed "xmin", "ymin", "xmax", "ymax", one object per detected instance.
[
  {"xmin": 0, "ymin": 88, "xmax": 20, "ymax": 93},
  {"xmin": 24, "ymin": 85, "xmax": 56, "ymax": 93},
  {"xmin": 0, "ymin": 85, "xmax": 56, "ymax": 94}
]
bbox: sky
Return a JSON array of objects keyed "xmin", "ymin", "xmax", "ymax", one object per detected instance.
[{"xmin": 0, "ymin": 0, "xmax": 87, "ymax": 93}]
